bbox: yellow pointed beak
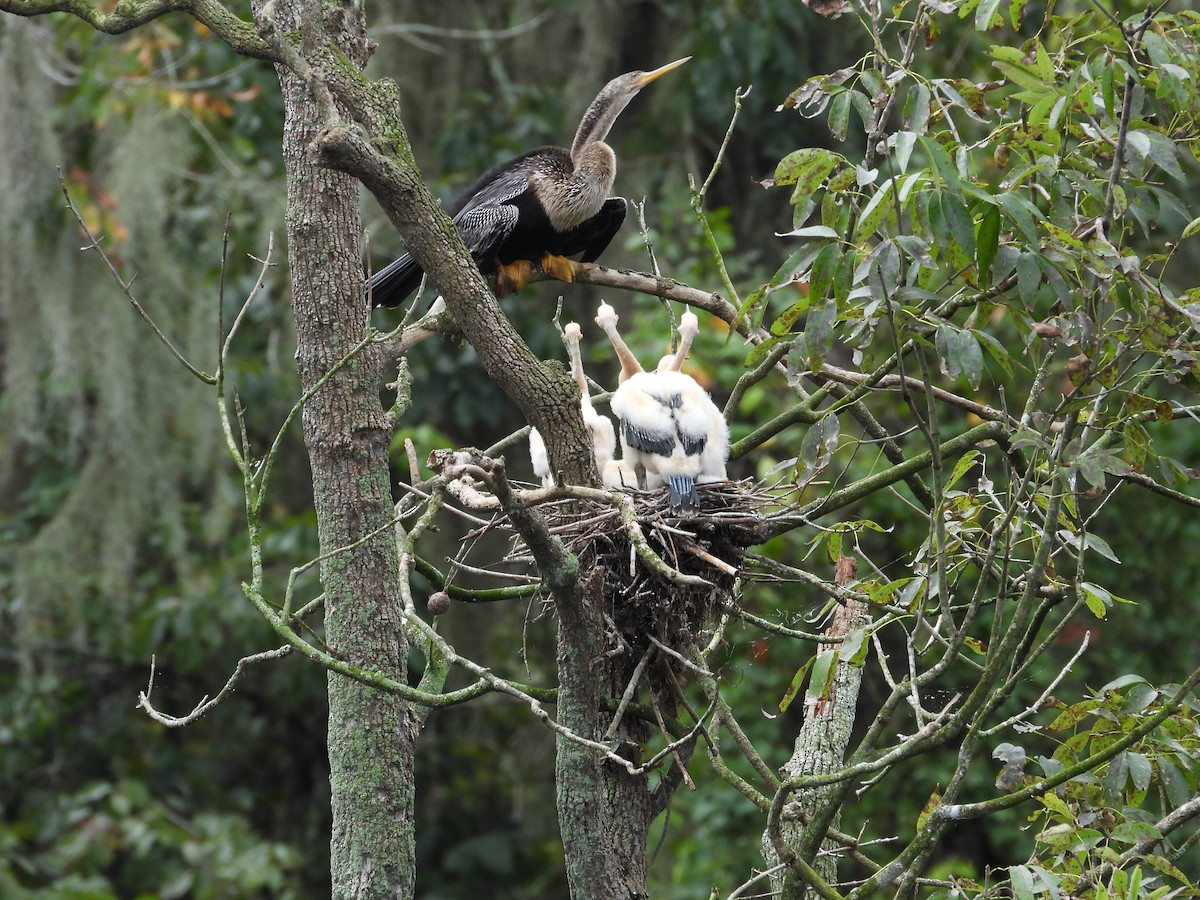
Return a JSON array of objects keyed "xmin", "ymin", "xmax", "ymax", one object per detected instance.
[{"xmin": 633, "ymin": 56, "xmax": 691, "ymax": 88}]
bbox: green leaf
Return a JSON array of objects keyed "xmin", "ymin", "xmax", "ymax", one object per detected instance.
[
  {"xmin": 975, "ymin": 0, "xmax": 1003, "ymax": 30},
  {"xmin": 854, "ymin": 178, "xmax": 896, "ymax": 242},
  {"xmin": 806, "ymin": 648, "xmax": 837, "ymax": 704},
  {"xmin": 1122, "ymin": 422, "xmax": 1149, "ymax": 472},
  {"xmin": 921, "ymin": 136, "xmax": 962, "ymax": 190},
  {"xmin": 1126, "ymin": 751, "xmax": 1152, "ymax": 792},
  {"xmin": 996, "ymin": 191, "xmax": 1043, "ymax": 244},
  {"xmin": 1039, "ymin": 791, "xmax": 1074, "ymax": 821},
  {"xmin": 940, "ymin": 192, "xmax": 976, "ymax": 260},
  {"xmin": 774, "ymin": 147, "xmax": 843, "ymax": 189},
  {"xmin": 869, "ymin": 240, "xmax": 901, "ymax": 296},
  {"xmin": 1112, "ymin": 821, "xmax": 1161, "ymax": 845},
  {"xmin": 903, "ymin": 84, "xmax": 931, "ymax": 134},
  {"xmin": 947, "ymin": 450, "xmax": 982, "ymax": 489},
  {"xmin": 936, "ymin": 325, "xmax": 984, "ymax": 389},
  {"xmin": 1080, "ymin": 582, "xmax": 1111, "ymax": 619},
  {"xmin": 828, "ymin": 90, "xmax": 851, "ymax": 142},
  {"xmin": 841, "ymin": 628, "xmax": 870, "ymax": 667},
  {"xmin": 1141, "ymin": 129, "xmax": 1184, "ymax": 181},
  {"xmin": 778, "ymin": 657, "xmax": 814, "ymax": 713},
  {"xmin": 827, "ymin": 530, "xmax": 842, "ymax": 562},
  {"xmin": 993, "ymin": 59, "xmax": 1051, "ymax": 93},
  {"xmin": 808, "ymin": 243, "xmax": 840, "ymax": 305},
  {"xmin": 848, "ymin": 90, "xmax": 877, "ymax": 133},
  {"xmin": 803, "ymin": 299, "xmax": 838, "ymax": 367},
  {"xmin": 744, "ymin": 335, "xmax": 787, "ymax": 369},
  {"xmin": 778, "ymin": 225, "xmax": 840, "ymax": 239},
  {"xmin": 833, "ymin": 251, "xmax": 856, "ymax": 304},
  {"xmin": 1016, "ymin": 251, "xmax": 1042, "ymax": 302},
  {"xmin": 1145, "ymin": 854, "xmax": 1191, "ymax": 886},
  {"xmin": 894, "ymin": 130, "xmax": 917, "ymax": 173},
  {"xmin": 732, "ymin": 285, "xmax": 766, "ymax": 334},
  {"xmin": 771, "ymin": 296, "xmax": 813, "ymax": 337},
  {"xmin": 1009, "ymin": 0, "xmax": 1028, "ymax": 28},
  {"xmin": 1182, "ymin": 217, "xmax": 1200, "ymax": 240},
  {"xmin": 1098, "ymin": 673, "xmax": 1149, "ymax": 693},
  {"xmin": 1009, "ymin": 865, "xmax": 1036, "ymax": 900},
  {"xmin": 1082, "ymin": 531, "xmax": 1121, "ymax": 564},
  {"xmin": 976, "ymin": 202, "xmax": 1001, "ymax": 278},
  {"xmin": 1033, "ymin": 41, "xmax": 1053, "ymax": 80},
  {"xmin": 974, "ymin": 328, "xmax": 1019, "ymax": 378},
  {"xmin": 1046, "ymin": 698, "xmax": 1103, "ymax": 732}
]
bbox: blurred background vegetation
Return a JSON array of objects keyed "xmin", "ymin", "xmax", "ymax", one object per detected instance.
[{"xmin": 1, "ymin": 1, "xmax": 1197, "ymax": 897}]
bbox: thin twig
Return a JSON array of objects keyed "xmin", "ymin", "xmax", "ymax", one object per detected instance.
[
  {"xmin": 138, "ymin": 647, "xmax": 293, "ymax": 726},
  {"xmin": 61, "ymin": 174, "xmax": 215, "ymax": 384}
]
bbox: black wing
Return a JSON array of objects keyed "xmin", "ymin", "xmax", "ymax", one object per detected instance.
[
  {"xmin": 622, "ymin": 418, "xmax": 677, "ymax": 457},
  {"xmin": 370, "ymin": 147, "xmax": 602, "ymax": 307},
  {"xmin": 549, "ymin": 197, "xmax": 627, "ymax": 262}
]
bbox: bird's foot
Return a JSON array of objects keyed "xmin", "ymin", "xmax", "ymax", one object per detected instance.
[
  {"xmin": 540, "ymin": 253, "xmax": 579, "ymax": 284},
  {"xmin": 495, "ymin": 260, "xmax": 533, "ymax": 297}
]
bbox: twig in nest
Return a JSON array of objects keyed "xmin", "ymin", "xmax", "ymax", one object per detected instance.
[{"xmin": 605, "ymin": 647, "xmax": 653, "ymax": 740}]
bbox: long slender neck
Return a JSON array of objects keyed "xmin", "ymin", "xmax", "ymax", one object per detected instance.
[
  {"xmin": 596, "ymin": 311, "xmax": 644, "ymax": 383},
  {"xmin": 570, "ymin": 80, "xmax": 636, "ymax": 163},
  {"xmin": 659, "ymin": 316, "xmax": 698, "ymax": 372},
  {"xmin": 564, "ymin": 328, "xmax": 590, "ymax": 396}
]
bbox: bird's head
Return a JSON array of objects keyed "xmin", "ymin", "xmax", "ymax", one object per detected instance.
[
  {"xmin": 594, "ymin": 302, "xmax": 618, "ymax": 329},
  {"xmin": 622, "ymin": 57, "xmax": 692, "ymax": 93}
]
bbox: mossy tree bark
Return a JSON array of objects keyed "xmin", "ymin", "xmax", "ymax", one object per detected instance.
[
  {"xmin": 312, "ymin": 57, "xmax": 670, "ymax": 900},
  {"xmin": 253, "ymin": 2, "xmax": 418, "ymax": 896}
]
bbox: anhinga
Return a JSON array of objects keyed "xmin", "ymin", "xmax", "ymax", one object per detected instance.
[
  {"xmin": 367, "ymin": 57, "xmax": 690, "ymax": 308},
  {"xmin": 528, "ymin": 322, "xmax": 616, "ymax": 486},
  {"xmin": 595, "ymin": 303, "xmax": 729, "ymax": 513}
]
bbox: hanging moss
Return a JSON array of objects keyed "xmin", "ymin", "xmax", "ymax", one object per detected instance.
[{"xmin": 0, "ymin": 21, "xmax": 276, "ymax": 676}]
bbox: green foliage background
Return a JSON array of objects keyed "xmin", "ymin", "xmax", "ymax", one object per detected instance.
[{"xmin": 1, "ymin": 1, "xmax": 1198, "ymax": 897}]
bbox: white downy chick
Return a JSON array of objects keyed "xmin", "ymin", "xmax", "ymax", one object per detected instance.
[
  {"xmin": 564, "ymin": 322, "xmax": 617, "ymax": 476},
  {"xmin": 610, "ymin": 370, "xmax": 722, "ymax": 513},
  {"xmin": 527, "ymin": 427, "xmax": 554, "ymax": 488}
]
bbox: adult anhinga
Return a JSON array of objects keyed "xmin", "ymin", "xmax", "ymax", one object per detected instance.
[{"xmin": 367, "ymin": 57, "xmax": 690, "ymax": 308}]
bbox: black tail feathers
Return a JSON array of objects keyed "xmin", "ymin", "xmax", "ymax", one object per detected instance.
[{"xmin": 367, "ymin": 254, "xmax": 424, "ymax": 308}]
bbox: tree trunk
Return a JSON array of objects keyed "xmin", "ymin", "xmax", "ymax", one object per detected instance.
[
  {"xmin": 765, "ymin": 556, "xmax": 869, "ymax": 899},
  {"xmin": 555, "ymin": 569, "xmax": 656, "ymax": 900},
  {"xmin": 260, "ymin": 3, "xmax": 418, "ymax": 896}
]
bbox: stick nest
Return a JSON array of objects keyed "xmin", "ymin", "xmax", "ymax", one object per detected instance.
[{"xmin": 499, "ymin": 479, "xmax": 772, "ymax": 687}]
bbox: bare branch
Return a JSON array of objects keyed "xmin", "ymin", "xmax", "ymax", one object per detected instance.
[
  {"xmin": 138, "ymin": 647, "xmax": 292, "ymax": 726},
  {"xmin": 0, "ymin": 0, "xmax": 275, "ymax": 59}
]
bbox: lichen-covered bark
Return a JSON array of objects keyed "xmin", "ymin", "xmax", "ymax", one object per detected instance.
[{"xmin": 257, "ymin": 2, "xmax": 418, "ymax": 897}]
